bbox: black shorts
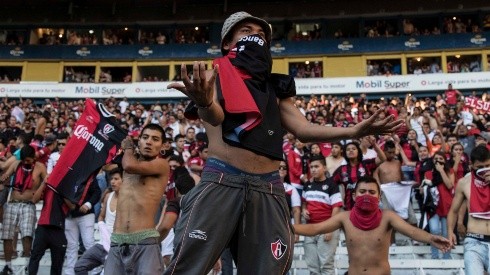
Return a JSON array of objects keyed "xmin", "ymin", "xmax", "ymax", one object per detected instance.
[{"xmin": 165, "ymin": 169, "xmax": 294, "ymax": 275}]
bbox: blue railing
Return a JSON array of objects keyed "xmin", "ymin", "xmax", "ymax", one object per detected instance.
[{"xmin": 0, "ymin": 32, "xmax": 488, "ymax": 60}]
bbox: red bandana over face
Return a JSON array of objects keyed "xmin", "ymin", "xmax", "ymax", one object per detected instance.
[{"xmin": 350, "ymin": 195, "xmax": 382, "ymax": 230}]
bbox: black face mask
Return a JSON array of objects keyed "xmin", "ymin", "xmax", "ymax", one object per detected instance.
[
  {"xmin": 22, "ymin": 163, "xmax": 33, "ymax": 170},
  {"xmin": 229, "ymin": 34, "xmax": 272, "ymax": 81}
]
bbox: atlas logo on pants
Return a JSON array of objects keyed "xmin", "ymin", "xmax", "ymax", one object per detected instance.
[
  {"xmin": 188, "ymin": 230, "xmax": 207, "ymax": 241},
  {"xmin": 271, "ymin": 238, "xmax": 287, "ymax": 260}
]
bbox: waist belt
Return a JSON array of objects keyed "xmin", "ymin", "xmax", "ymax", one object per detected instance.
[
  {"xmin": 111, "ymin": 229, "xmax": 160, "ymax": 245},
  {"xmin": 201, "ymin": 171, "xmax": 285, "ymax": 197},
  {"xmin": 466, "ymin": 232, "xmax": 490, "ymax": 242},
  {"xmin": 9, "ymin": 200, "xmax": 34, "ymax": 205}
]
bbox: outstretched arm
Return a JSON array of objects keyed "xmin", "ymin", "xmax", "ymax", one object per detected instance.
[
  {"xmin": 294, "ymin": 211, "xmax": 344, "ymax": 236},
  {"xmin": 280, "ymin": 99, "xmax": 403, "ymax": 143},
  {"xmin": 388, "ymin": 210, "xmax": 451, "ymax": 252}
]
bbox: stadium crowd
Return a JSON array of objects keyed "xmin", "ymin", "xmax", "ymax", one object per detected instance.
[
  {"xmin": 0, "ymin": 84, "xmax": 488, "ymax": 273},
  {"xmin": 0, "ymin": 12, "xmax": 489, "ymax": 46}
]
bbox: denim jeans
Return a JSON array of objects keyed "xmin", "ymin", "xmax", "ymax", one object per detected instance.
[
  {"xmin": 428, "ymin": 214, "xmax": 450, "ymax": 259},
  {"xmin": 463, "ymin": 237, "xmax": 489, "ymax": 274},
  {"xmin": 94, "ymin": 172, "xmax": 108, "ymax": 220}
]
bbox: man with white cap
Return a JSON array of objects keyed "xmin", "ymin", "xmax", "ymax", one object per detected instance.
[{"xmin": 165, "ymin": 11, "xmax": 402, "ymax": 274}]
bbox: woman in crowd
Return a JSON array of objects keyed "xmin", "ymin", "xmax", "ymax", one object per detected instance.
[
  {"xmin": 399, "ymin": 129, "xmax": 420, "ymax": 181},
  {"xmin": 422, "ymin": 151, "xmax": 455, "ymax": 259},
  {"xmin": 407, "ymin": 107, "xmax": 425, "ymax": 145},
  {"xmin": 332, "ymin": 141, "xmax": 383, "ymax": 210},
  {"xmin": 287, "ymin": 139, "xmax": 309, "ymax": 196},
  {"xmin": 308, "ymin": 143, "xmax": 324, "ymax": 159},
  {"xmin": 425, "ymin": 130, "xmax": 448, "ymax": 156},
  {"xmin": 447, "ymin": 142, "xmax": 469, "ymax": 185}
]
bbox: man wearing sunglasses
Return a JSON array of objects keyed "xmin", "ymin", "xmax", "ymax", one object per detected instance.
[{"xmin": 46, "ymin": 133, "xmax": 68, "ymax": 175}]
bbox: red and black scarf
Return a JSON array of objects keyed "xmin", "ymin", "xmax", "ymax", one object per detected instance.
[
  {"xmin": 184, "ymin": 34, "xmax": 295, "ymax": 160},
  {"xmin": 213, "ymin": 34, "xmax": 272, "ymax": 136},
  {"xmin": 13, "ymin": 162, "xmax": 34, "ymax": 193}
]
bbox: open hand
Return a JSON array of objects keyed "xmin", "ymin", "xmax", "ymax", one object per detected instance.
[
  {"xmin": 167, "ymin": 62, "xmax": 218, "ymax": 107},
  {"xmin": 354, "ymin": 109, "xmax": 403, "ymax": 138},
  {"xmin": 435, "ymin": 161, "xmax": 444, "ymax": 172},
  {"xmin": 392, "ymin": 134, "xmax": 400, "ymax": 144},
  {"xmin": 430, "ymin": 234, "xmax": 452, "ymax": 253}
]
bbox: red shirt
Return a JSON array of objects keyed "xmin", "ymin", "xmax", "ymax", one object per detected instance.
[
  {"xmin": 302, "ymin": 179, "xmax": 343, "ymax": 223},
  {"xmin": 332, "ymin": 159, "xmax": 377, "ymax": 210},
  {"xmin": 37, "ymin": 147, "xmax": 52, "ymax": 166},
  {"xmin": 319, "ymin": 142, "xmax": 332, "ymax": 157},
  {"xmin": 445, "ymin": 90, "xmax": 458, "ymax": 105},
  {"xmin": 282, "ymin": 141, "xmax": 293, "ymax": 157}
]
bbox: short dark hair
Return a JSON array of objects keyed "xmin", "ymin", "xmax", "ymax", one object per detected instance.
[
  {"xmin": 169, "ymin": 155, "xmax": 185, "ymax": 165},
  {"xmin": 20, "ymin": 145, "xmax": 36, "ymax": 160},
  {"xmin": 108, "ymin": 167, "xmax": 123, "ymax": 178},
  {"xmin": 198, "ymin": 143, "xmax": 208, "ymax": 152},
  {"xmin": 471, "ymin": 144, "xmax": 490, "ymax": 164},
  {"xmin": 32, "ymin": 134, "xmax": 44, "ymax": 143},
  {"xmin": 332, "ymin": 142, "xmax": 342, "ymax": 148},
  {"xmin": 309, "ymin": 155, "xmax": 326, "ymax": 166},
  {"xmin": 17, "ymin": 133, "xmax": 32, "ymax": 146},
  {"xmin": 57, "ymin": 133, "xmax": 69, "ymax": 140},
  {"xmin": 174, "ymin": 134, "xmax": 185, "ymax": 142},
  {"xmin": 175, "ymin": 173, "xmax": 195, "ymax": 195},
  {"xmin": 446, "ymin": 133, "xmax": 458, "ymax": 140},
  {"xmin": 196, "ymin": 132, "xmax": 208, "ymax": 143},
  {"xmin": 384, "ymin": 140, "xmax": 396, "ymax": 151},
  {"xmin": 140, "ymin": 124, "xmax": 165, "ymax": 140},
  {"xmin": 354, "ymin": 176, "xmax": 380, "ymax": 194}
]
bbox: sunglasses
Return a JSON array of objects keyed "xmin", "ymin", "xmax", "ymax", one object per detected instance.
[
  {"xmin": 279, "ymin": 165, "xmax": 288, "ymax": 170},
  {"xmin": 58, "ymin": 143, "xmax": 66, "ymax": 146}
]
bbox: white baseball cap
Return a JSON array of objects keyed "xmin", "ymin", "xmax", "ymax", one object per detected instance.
[{"xmin": 221, "ymin": 11, "xmax": 271, "ymax": 54}]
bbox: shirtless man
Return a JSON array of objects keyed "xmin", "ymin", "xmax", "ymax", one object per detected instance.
[
  {"xmin": 374, "ymin": 140, "xmax": 418, "ymax": 243},
  {"xmin": 373, "ymin": 140, "xmax": 402, "ymax": 184},
  {"xmin": 325, "ymin": 142, "xmax": 344, "ymax": 176},
  {"xmin": 374, "ymin": 140, "xmax": 415, "ymax": 220},
  {"xmin": 0, "ymin": 145, "xmax": 46, "ymax": 274},
  {"xmin": 294, "ymin": 176, "xmax": 451, "ymax": 275},
  {"xmin": 104, "ymin": 124, "xmax": 169, "ymax": 275},
  {"xmin": 447, "ymin": 145, "xmax": 490, "ymax": 274},
  {"xmin": 165, "ymin": 11, "xmax": 403, "ymax": 275}
]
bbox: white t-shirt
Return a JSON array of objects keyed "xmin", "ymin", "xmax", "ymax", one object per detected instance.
[
  {"xmin": 363, "ymin": 148, "xmax": 377, "ymax": 160},
  {"xmin": 46, "ymin": 151, "xmax": 61, "ymax": 175},
  {"xmin": 284, "ymin": 183, "xmax": 301, "ymax": 209},
  {"xmin": 118, "ymin": 100, "xmax": 129, "ymax": 113}
]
